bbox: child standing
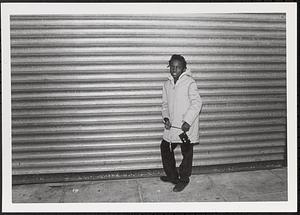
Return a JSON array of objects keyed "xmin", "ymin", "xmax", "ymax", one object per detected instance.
[{"xmin": 160, "ymin": 54, "xmax": 203, "ymax": 192}]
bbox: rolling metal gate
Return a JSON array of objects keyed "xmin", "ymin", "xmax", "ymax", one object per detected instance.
[{"xmin": 11, "ymin": 14, "xmax": 287, "ymax": 176}]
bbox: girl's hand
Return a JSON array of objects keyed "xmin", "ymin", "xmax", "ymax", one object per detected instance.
[
  {"xmin": 164, "ymin": 118, "xmax": 171, "ymax": 130},
  {"xmin": 181, "ymin": 122, "xmax": 190, "ymax": 132}
]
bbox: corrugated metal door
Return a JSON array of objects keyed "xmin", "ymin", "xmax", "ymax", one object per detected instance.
[{"xmin": 11, "ymin": 14, "xmax": 286, "ymax": 175}]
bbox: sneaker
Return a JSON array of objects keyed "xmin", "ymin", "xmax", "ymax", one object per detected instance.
[
  {"xmin": 173, "ymin": 181, "xmax": 189, "ymax": 192},
  {"xmin": 160, "ymin": 176, "xmax": 179, "ymax": 185}
]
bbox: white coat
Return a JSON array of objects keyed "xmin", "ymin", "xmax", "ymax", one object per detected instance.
[{"xmin": 162, "ymin": 69, "xmax": 203, "ymax": 143}]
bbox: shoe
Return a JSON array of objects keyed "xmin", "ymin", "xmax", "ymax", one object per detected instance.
[
  {"xmin": 173, "ymin": 181, "xmax": 189, "ymax": 192},
  {"xmin": 160, "ymin": 176, "xmax": 179, "ymax": 185}
]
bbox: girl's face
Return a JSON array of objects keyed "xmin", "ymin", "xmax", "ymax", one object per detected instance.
[{"xmin": 169, "ymin": 59, "xmax": 186, "ymax": 80}]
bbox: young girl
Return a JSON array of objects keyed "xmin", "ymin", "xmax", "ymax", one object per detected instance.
[{"xmin": 160, "ymin": 54, "xmax": 203, "ymax": 192}]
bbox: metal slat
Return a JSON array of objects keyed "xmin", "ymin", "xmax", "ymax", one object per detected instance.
[
  {"xmin": 12, "ymin": 118, "xmax": 286, "ymax": 135},
  {"xmin": 11, "ymin": 64, "xmax": 286, "ymax": 74},
  {"xmin": 12, "ymin": 152, "xmax": 284, "ymax": 175},
  {"xmin": 13, "ymin": 153, "xmax": 284, "ymax": 175},
  {"xmin": 13, "ymin": 147, "xmax": 284, "ymax": 168},
  {"xmin": 11, "ymin": 14, "xmax": 286, "ymax": 176},
  {"xmin": 11, "ymin": 29, "xmax": 287, "ymax": 40},
  {"xmin": 11, "ymin": 55, "xmax": 286, "ymax": 65},
  {"xmin": 10, "ymin": 18, "xmax": 286, "ymax": 30},
  {"xmin": 11, "ymin": 46, "xmax": 286, "ymax": 56},
  {"xmin": 12, "ymin": 88, "xmax": 286, "ymax": 100},
  {"xmin": 13, "ymin": 142, "xmax": 285, "ymax": 160},
  {"xmin": 11, "ymin": 38, "xmax": 286, "ymax": 48},
  {"xmin": 12, "ymin": 100, "xmax": 286, "ymax": 110},
  {"xmin": 12, "ymin": 125, "xmax": 285, "ymax": 144},
  {"xmin": 10, "ymin": 14, "xmax": 286, "ymax": 21},
  {"xmin": 11, "ymin": 80, "xmax": 285, "ymax": 94},
  {"xmin": 11, "ymin": 110, "xmax": 286, "ymax": 127},
  {"xmin": 12, "ymin": 132, "xmax": 286, "ymax": 151}
]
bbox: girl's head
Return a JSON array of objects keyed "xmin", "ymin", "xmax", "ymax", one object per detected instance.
[{"xmin": 168, "ymin": 54, "xmax": 187, "ymax": 80}]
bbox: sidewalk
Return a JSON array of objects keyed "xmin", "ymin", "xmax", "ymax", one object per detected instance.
[{"xmin": 12, "ymin": 167, "xmax": 287, "ymax": 203}]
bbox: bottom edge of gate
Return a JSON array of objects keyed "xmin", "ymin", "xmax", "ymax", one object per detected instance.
[{"xmin": 12, "ymin": 160, "xmax": 286, "ymax": 185}]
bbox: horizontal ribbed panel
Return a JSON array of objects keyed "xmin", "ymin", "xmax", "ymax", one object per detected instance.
[{"xmin": 11, "ymin": 14, "xmax": 287, "ymax": 176}]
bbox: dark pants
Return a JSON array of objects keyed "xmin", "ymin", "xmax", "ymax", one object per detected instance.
[{"xmin": 160, "ymin": 139, "xmax": 193, "ymax": 183}]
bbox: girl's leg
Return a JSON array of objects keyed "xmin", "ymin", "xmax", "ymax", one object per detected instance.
[{"xmin": 160, "ymin": 139, "xmax": 178, "ymax": 179}]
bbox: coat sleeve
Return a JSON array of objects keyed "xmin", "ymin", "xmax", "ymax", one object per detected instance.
[
  {"xmin": 162, "ymin": 82, "xmax": 170, "ymax": 120},
  {"xmin": 183, "ymin": 81, "xmax": 202, "ymax": 125}
]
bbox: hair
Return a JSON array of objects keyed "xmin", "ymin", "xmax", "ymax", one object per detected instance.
[{"xmin": 168, "ymin": 54, "xmax": 187, "ymax": 69}]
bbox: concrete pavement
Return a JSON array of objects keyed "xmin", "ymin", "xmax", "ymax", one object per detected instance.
[{"xmin": 12, "ymin": 167, "xmax": 287, "ymax": 203}]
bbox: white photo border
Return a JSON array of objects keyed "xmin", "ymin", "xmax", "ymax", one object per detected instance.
[{"xmin": 1, "ymin": 2, "xmax": 297, "ymax": 213}]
